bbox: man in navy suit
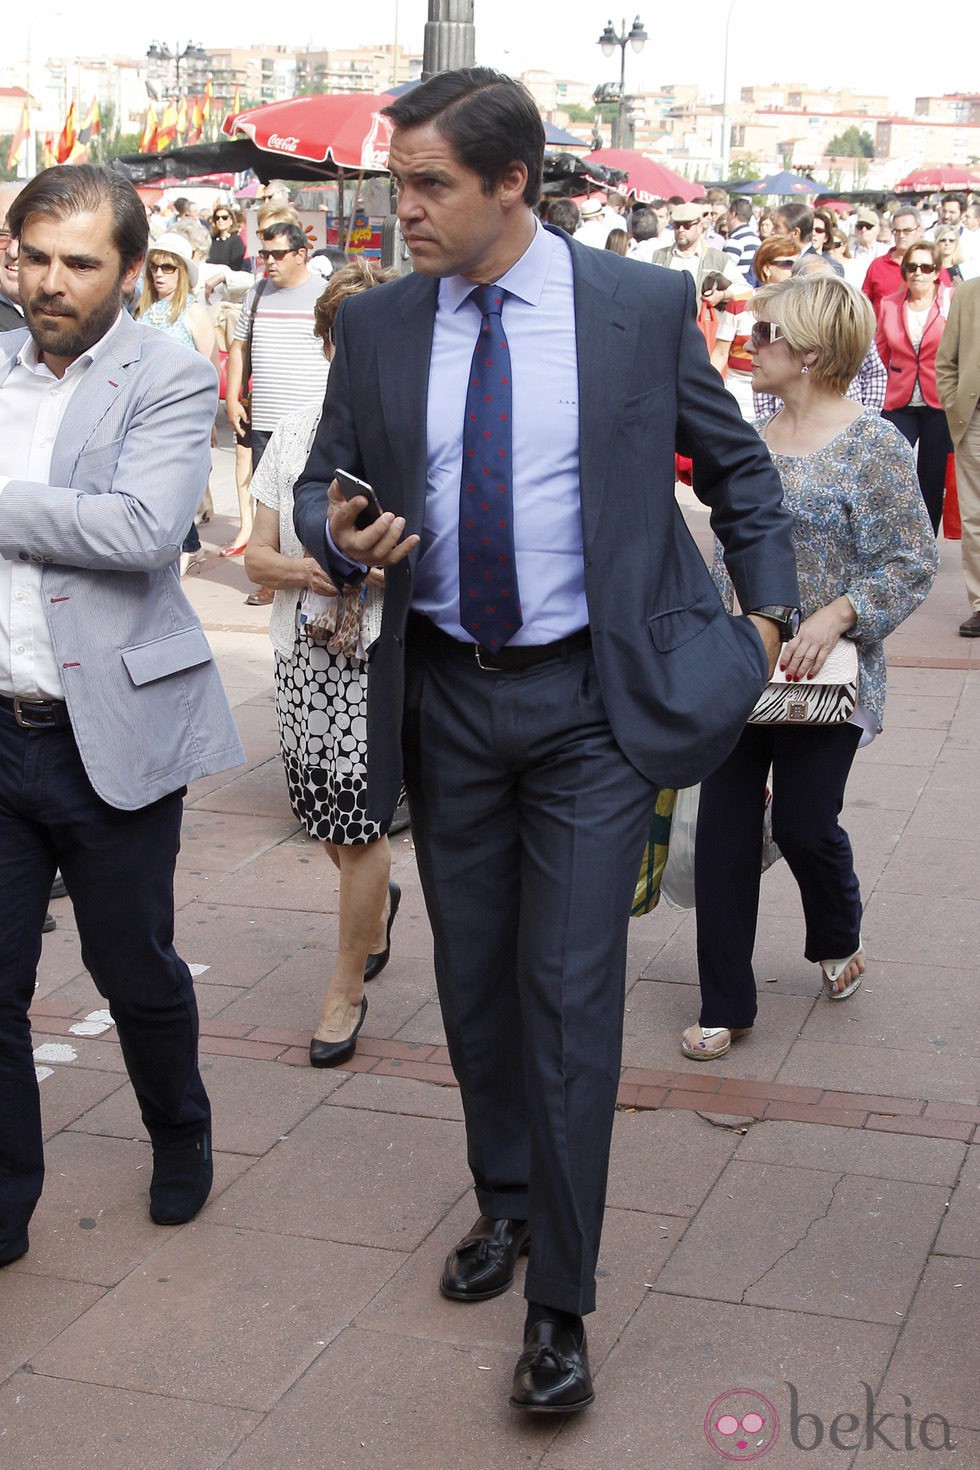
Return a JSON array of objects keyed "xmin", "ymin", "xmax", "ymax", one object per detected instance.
[{"xmin": 294, "ymin": 69, "xmax": 799, "ymax": 1413}]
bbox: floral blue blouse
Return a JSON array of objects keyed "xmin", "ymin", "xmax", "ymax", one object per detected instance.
[{"xmin": 712, "ymin": 409, "xmax": 939, "ymax": 732}]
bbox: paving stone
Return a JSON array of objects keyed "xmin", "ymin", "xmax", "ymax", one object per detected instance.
[
  {"xmin": 798, "ymin": 957, "xmax": 974, "ymax": 1058},
  {"xmin": 858, "ymin": 723, "xmax": 946, "ymax": 768},
  {"xmin": 736, "ymin": 1120, "xmax": 967, "ymax": 1186},
  {"xmin": 902, "ymin": 783, "xmax": 980, "ymax": 843},
  {"xmin": 777, "ymin": 1038, "xmax": 977, "ymax": 1105},
  {"xmin": 0, "ymin": 1274, "xmax": 102, "ymax": 1383},
  {"xmin": 880, "ymin": 1256, "xmax": 980, "ymax": 1431},
  {"xmin": 12, "ymin": 1132, "xmax": 180, "ymax": 1287},
  {"xmin": 606, "ymin": 1107, "xmax": 741, "ymax": 1219},
  {"xmin": 178, "ymin": 808, "xmax": 300, "ymax": 873},
  {"xmin": 38, "ymin": 1061, "xmax": 129, "ymax": 1143},
  {"xmin": 212, "ymin": 1106, "xmax": 470, "ymax": 1250},
  {"xmin": 654, "ymin": 1161, "xmax": 948, "ymax": 1322},
  {"xmin": 0, "ymin": 1373, "xmax": 261, "ymax": 1470},
  {"xmin": 934, "ymin": 1144, "xmax": 980, "ymax": 1258},
  {"xmin": 221, "ymin": 1327, "xmax": 550, "ymax": 1470},
  {"xmin": 848, "ymin": 1425, "xmax": 978, "ymax": 1465},
  {"xmin": 29, "ymin": 1223, "xmax": 402, "ymax": 1411},
  {"xmin": 538, "ymin": 1292, "xmax": 898, "ymax": 1470},
  {"xmin": 329, "ymin": 1071, "xmax": 466, "ymax": 1122}
]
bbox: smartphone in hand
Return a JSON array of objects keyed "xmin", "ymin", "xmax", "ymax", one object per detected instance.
[{"xmin": 335, "ymin": 469, "xmax": 384, "ymax": 530}]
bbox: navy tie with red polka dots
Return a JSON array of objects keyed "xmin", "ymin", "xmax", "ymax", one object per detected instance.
[{"xmin": 458, "ymin": 283, "xmax": 523, "ymax": 651}]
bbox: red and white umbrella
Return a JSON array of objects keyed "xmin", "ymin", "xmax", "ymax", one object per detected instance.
[
  {"xmin": 221, "ymin": 92, "xmax": 394, "ymax": 172},
  {"xmin": 582, "ymin": 149, "xmax": 704, "ymax": 204},
  {"xmin": 895, "ymin": 165, "xmax": 980, "ymax": 193}
]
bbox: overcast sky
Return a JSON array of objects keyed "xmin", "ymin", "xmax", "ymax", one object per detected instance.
[{"xmin": 8, "ymin": 3, "xmax": 965, "ymax": 119}]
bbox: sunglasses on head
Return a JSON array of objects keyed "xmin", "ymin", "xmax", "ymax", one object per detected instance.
[
  {"xmin": 258, "ymin": 247, "xmax": 296, "ymax": 261},
  {"xmin": 905, "ymin": 261, "xmax": 936, "ymax": 274},
  {"xmin": 749, "ymin": 320, "xmax": 784, "ymax": 348}
]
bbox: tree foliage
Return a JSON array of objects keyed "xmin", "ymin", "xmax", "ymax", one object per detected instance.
[{"xmin": 826, "ymin": 125, "xmax": 874, "ymax": 158}]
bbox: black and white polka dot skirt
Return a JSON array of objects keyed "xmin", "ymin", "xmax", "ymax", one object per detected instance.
[{"xmin": 274, "ymin": 628, "xmax": 385, "ymax": 846}]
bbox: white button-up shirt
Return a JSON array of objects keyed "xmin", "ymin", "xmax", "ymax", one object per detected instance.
[{"xmin": 0, "ymin": 314, "xmax": 123, "ymax": 698}]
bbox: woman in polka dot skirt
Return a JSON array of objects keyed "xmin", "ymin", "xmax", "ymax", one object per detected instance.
[{"xmin": 245, "ymin": 260, "xmax": 401, "ymax": 1068}]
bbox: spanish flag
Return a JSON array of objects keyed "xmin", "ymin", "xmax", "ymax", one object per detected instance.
[
  {"xmin": 156, "ymin": 100, "xmax": 178, "ymax": 152},
  {"xmin": 5, "ymin": 100, "xmax": 29, "ymax": 171},
  {"xmin": 202, "ymin": 77, "xmax": 213, "ymax": 120},
  {"xmin": 139, "ymin": 105, "xmax": 159, "ymax": 154},
  {"xmin": 187, "ymin": 95, "xmax": 205, "ymax": 146},
  {"xmin": 41, "ymin": 133, "xmax": 57, "ymax": 169},
  {"xmin": 78, "ymin": 97, "xmax": 101, "ymax": 145},
  {"xmin": 176, "ymin": 94, "xmax": 188, "ymax": 140},
  {"xmin": 55, "ymin": 99, "xmax": 78, "ymax": 165}
]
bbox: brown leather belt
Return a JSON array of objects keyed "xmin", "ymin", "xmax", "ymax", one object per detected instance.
[{"xmin": 409, "ymin": 612, "xmax": 591, "ymax": 672}]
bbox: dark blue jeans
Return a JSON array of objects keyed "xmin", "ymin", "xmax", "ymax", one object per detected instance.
[{"xmin": 0, "ymin": 704, "xmax": 210, "ymax": 1245}]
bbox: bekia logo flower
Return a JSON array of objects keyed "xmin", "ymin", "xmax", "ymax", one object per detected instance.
[{"xmin": 704, "ymin": 1388, "xmax": 779, "ymax": 1460}]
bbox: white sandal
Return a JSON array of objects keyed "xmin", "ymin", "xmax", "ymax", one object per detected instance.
[
  {"xmin": 680, "ymin": 1024, "xmax": 752, "ymax": 1061},
  {"xmin": 820, "ymin": 937, "xmax": 865, "ymax": 1001}
]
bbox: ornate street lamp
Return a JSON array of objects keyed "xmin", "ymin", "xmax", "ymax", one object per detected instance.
[
  {"xmin": 597, "ymin": 15, "xmax": 646, "ymax": 149},
  {"xmin": 146, "ymin": 40, "xmax": 210, "ymax": 94}
]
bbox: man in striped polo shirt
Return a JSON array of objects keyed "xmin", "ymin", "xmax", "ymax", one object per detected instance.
[
  {"xmin": 227, "ymin": 221, "xmax": 329, "ymax": 468},
  {"xmin": 227, "ymin": 221, "xmax": 329, "ymax": 602}
]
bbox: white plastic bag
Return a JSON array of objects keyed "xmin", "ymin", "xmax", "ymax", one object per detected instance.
[
  {"xmin": 661, "ymin": 784, "xmax": 699, "ymax": 910},
  {"xmin": 660, "ymin": 781, "xmax": 781, "ymax": 912}
]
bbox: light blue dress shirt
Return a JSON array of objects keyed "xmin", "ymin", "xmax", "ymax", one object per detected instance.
[{"xmin": 413, "ymin": 221, "xmax": 587, "ymax": 644}]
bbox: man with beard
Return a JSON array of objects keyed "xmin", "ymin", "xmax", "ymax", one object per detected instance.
[{"xmin": 0, "ymin": 166, "xmax": 244, "ymax": 1268}]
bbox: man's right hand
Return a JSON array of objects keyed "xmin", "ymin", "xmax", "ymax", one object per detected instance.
[
  {"xmin": 327, "ymin": 478, "xmax": 420, "ymax": 567},
  {"xmin": 227, "ymin": 397, "xmax": 248, "ymax": 436}
]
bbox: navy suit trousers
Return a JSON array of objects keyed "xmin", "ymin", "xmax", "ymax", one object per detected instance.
[
  {"xmin": 402, "ymin": 624, "xmax": 658, "ymax": 1316},
  {"xmin": 0, "ymin": 705, "xmax": 210, "ymax": 1245}
]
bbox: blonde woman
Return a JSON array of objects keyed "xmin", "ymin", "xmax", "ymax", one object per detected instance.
[
  {"xmin": 137, "ymin": 233, "xmax": 217, "ymax": 574},
  {"xmin": 684, "ymin": 275, "xmax": 938, "ymax": 1060}
]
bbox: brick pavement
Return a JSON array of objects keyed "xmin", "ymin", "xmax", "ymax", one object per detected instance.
[{"xmin": 2, "ymin": 443, "xmax": 977, "ymax": 1468}]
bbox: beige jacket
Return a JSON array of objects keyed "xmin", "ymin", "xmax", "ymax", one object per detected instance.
[{"xmin": 936, "ymin": 277, "xmax": 980, "ymax": 446}]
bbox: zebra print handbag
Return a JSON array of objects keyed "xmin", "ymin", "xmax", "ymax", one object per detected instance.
[{"xmin": 748, "ymin": 637, "xmax": 859, "ymax": 726}]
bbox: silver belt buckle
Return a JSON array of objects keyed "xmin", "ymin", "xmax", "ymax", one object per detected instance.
[
  {"xmin": 473, "ymin": 644, "xmax": 500, "ymax": 671},
  {"xmin": 12, "ymin": 696, "xmax": 53, "ymax": 728}
]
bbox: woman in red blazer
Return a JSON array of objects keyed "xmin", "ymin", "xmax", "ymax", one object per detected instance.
[{"xmin": 876, "ymin": 240, "xmax": 954, "ymax": 533}]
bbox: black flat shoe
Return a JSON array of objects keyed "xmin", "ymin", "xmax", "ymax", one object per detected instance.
[
  {"xmin": 364, "ymin": 881, "xmax": 401, "ymax": 982},
  {"xmin": 510, "ymin": 1318, "xmax": 594, "ymax": 1413},
  {"xmin": 149, "ymin": 1127, "xmax": 213, "ymax": 1225},
  {"xmin": 439, "ymin": 1214, "xmax": 531, "ymax": 1301},
  {"xmin": 309, "ymin": 996, "xmax": 367, "ymax": 1068}
]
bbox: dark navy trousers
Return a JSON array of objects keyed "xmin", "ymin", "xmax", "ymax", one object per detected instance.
[{"xmin": 0, "ymin": 704, "xmax": 210, "ymax": 1246}]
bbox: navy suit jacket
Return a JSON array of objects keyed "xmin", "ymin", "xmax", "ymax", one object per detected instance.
[{"xmin": 294, "ymin": 231, "xmax": 798, "ymax": 821}]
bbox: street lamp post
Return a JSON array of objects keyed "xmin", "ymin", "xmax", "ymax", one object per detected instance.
[
  {"xmin": 146, "ymin": 40, "xmax": 209, "ymax": 96},
  {"xmin": 597, "ymin": 15, "xmax": 646, "ymax": 150}
]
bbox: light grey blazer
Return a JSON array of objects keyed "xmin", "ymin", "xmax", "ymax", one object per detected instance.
[{"xmin": 0, "ymin": 314, "xmax": 244, "ymax": 809}]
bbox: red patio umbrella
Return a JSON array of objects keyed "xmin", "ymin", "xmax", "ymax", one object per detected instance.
[
  {"xmin": 582, "ymin": 149, "xmax": 704, "ymax": 204},
  {"xmin": 895, "ymin": 165, "xmax": 980, "ymax": 192},
  {"xmin": 221, "ymin": 92, "xmax": 394, "ymax": 171}
]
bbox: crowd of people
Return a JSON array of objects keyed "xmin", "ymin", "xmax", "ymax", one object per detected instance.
[{"xmin": 0, "ymin": 75, "xmax": 976, "ymax": 1419}]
